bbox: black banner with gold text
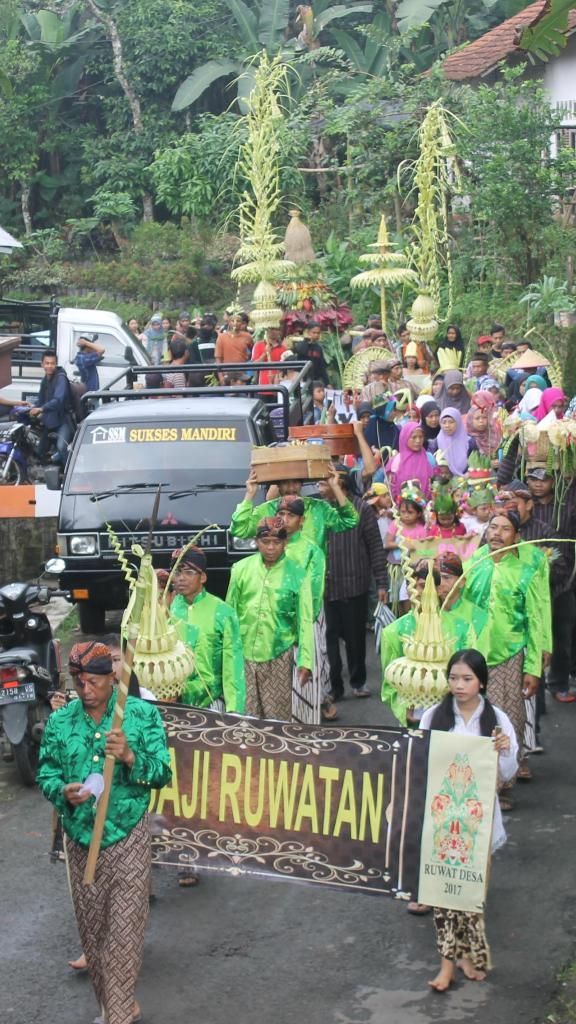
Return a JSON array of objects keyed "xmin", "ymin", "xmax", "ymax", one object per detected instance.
[{"xmin": 149, "ymin": 707, "xmax": 430, "ymax": 898}]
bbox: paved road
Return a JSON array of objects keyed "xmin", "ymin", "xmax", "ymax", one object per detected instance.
[{"xmin": 1, "ymin": 641, "xmax": 575, "ymax": 1024}]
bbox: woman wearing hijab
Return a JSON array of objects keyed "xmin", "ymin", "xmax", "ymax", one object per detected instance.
[
  {"xmin": 467, "ymin": 392, "xmax": 502, "ymax": 458},
  {"xmin": 535, "ymin": 387, "xmax": 567, "ymax": 426},
  {"xmin": 388, "ymin": 421, "xmax": 434, "ymax": 499},
  {"xmin": 436, "ymin": 325, "xmax": 465, "ymax": 370},
  {"xmin": 419, "ymin": 400, "xmax": 441, "ymax": 450},
  {"xmin": 438, "ymin": 369, "xmax": 472, "ymax": 415},
  {"xmin": 518, "ymin": 387, "xmax": 544, "ymax": 419},
  {"xmin": 433, "ymin": 407, "xmax": 475, "ymax": 475},
  {"xmin": 524, "ymin": 374, "xmax": 547, "ymax": 393}
]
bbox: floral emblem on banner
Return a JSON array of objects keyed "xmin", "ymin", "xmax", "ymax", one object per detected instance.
[{"xmin": 430, "ymin": 754, "xmax": 484, "ymax": 867}]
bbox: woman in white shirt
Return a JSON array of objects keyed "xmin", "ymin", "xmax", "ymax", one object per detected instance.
[{"xmin": 419, "ymin": 648, "xmax": 518, "ymax": 993}]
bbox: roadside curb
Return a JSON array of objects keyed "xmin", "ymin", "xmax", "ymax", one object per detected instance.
[{"xmin": 47, "ymin": 597, "xmax": 75, "ymax": 635}]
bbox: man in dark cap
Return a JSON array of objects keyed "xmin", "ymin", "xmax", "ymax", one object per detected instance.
[
  {"xmin": 169, "ymin": 547, "xmax": 246, "ymax": 714},
  {"xmin": 37, "ymin": 641, "xmax": 171, "ymax": 1024},
  {"xmin": 226, "ymin": 516, "xmax": 314, "ymax": 720},
  {"xmin": 496, "ymin": 479, "xmax": 573, "ymax": 600}
]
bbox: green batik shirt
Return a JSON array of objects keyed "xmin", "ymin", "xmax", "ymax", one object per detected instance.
[
  {"xmin": 226, "ymin": 552, "xmax": 315, "ymax": 670},
  {"xmin": 380, "ymin": 595, "xmax": 485, "ymax": 725},
  {"xmin": 284, "ymin": 530, "xmax": 326, "ymax": 621},
  {"xmin": 170, "ymin": 589, "xmax": 246, "ymax": 713},
  {"xmin": 230, "ymin": 496, "xmax": 359, "ymax": 553},
  {"xmin": 36, "ymin": 693, "xmax": 171, "ymax": 849},
  {"xmin": 463, "ymin": 544, "xmax": 552, "ymax": 676}
]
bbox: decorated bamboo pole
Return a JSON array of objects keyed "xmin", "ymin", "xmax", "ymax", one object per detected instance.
[
  {"xmin": 350, "ymin": 214, "xmax": 417, "ymax": 334},
  {"xmin": 83, "ymin": 487, "xmax": 161, "ymax": 885}
]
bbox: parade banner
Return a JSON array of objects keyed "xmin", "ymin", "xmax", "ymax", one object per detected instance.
[
  {"xmin": 149, "ymin": 707, "xmax": 495, "ymax": 908},
  {"xmin": 417, "ymin": 732, "xmax": 497, "ymax": 912},
  {"xmin": 412, "ymin": 534, "xmax": 481, "ymax": 563}
]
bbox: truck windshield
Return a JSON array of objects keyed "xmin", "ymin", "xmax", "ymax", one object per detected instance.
[{"xmin": 67, "ymin": 420, "xmax": 255, "ymax": 494}]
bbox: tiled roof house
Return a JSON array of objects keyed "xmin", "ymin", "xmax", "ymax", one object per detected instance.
[{"xmin": 442, "ymin": 1, "xmax": 576, "ymax": 152}]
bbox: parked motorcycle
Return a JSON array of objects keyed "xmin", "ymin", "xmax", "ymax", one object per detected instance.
[
  {"xmin": 0, "ymin": 574, "xmax": 69, "ymax": 785},
  {"xmin": 0, "ymin": 408, "xmax": 58, "ymax": 485}
]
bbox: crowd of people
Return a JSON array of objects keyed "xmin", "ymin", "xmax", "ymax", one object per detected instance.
[{"xmin": 34, "ymin": 311, "xmax": 576, "ymax": 1023}]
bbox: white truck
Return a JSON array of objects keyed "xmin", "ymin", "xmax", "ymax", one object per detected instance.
[{"xmin": 0, "ymin": 298, "xmax": 150, "ymax": 404}]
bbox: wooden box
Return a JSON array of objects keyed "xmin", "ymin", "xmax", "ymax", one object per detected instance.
[
  {"xmin": 251, "ymin": 443, "xmax": 332, "ymax": 483},
  {"xmin": 288, "ymin": 423, "xmax": 359, "ymax": 457},
  {"xmin": 0, "ymin": 336, "xmax": 22, "ymax": 388}
]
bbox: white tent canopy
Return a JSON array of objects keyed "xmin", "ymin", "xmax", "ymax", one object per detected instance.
[{"xmin": 0, "ymin": 226, "xmax": 23, "ymax": 254}]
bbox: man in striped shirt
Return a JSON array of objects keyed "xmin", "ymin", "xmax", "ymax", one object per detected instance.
[{"xmin": 319, "ymin": 467, "xmax": 388, "ymax": 699}]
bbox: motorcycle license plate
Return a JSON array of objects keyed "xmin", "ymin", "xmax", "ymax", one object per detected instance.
[{"xmin": 0, "ymin": 682, "xmax": 36, "ymax": 706}]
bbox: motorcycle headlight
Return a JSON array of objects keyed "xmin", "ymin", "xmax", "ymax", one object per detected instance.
[
  {"xmin": 230, "ymin": 536, "xmax": 257, "ymax": 551},
  {"xmin": 69, "ymin": 534, "xmax": 98, "ymax": 556}
]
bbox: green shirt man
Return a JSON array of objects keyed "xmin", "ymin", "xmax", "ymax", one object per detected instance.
[
  {"xmin": 226, "ymin": 516, "xmax": 315, "ymax": 720},
  {"xmin": 230, "ymin": 464, "xmax": 359, "ymax": 553},
  {"xmin": 170, "ymin": 551, "xmax": 246, "ymax": 713}
]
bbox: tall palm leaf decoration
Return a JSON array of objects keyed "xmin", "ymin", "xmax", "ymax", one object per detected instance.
[
  {"xmin": 350, "ymin": 213, "xmax": 418, "ymax": 332},
  {"xmin": 232, "ymin": 53, "xmax": 295, "ymax": 328},
  {"xmin": 400, "ymin": 100, "xmax": 461, "ymax": 342}
]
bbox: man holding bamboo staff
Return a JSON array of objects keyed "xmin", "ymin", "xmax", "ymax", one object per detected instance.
[{"xmin": 37, "ymin": 641, "xmax": 172, "ymax": 1024}]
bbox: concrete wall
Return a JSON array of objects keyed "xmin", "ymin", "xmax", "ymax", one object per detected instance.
[
  {"xmin": 0, "ymin": 517, "xmax": 58, "ymax": 583},
  {"xmin": 544, "ymin": 34, "xmax": 576, "ymax": 116}
]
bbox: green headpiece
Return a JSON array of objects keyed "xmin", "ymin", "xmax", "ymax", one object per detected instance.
[
  {"xmin": 467, "ymin": 485, "xmax": 496, "ymax": 509},
  {"xmin": 433, "ymin": 492, "xmax": 458, "ymax": 516}
]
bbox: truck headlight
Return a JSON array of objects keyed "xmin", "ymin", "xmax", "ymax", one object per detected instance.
[
  {"xmin": 69, "ymin": 535, "xmax": 98, "ymax": 556},
  {"xmin": 231, "ymin": 536, "xmax": 257, "ymax": 551}
]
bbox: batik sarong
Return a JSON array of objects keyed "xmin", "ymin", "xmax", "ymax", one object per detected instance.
[
  {"xmin": 245, "ymin": 647, "xmax": 294, "ymax": 721},
  {"xmin": 433, "ymin": 908, "xmax": 491, "ymax": 972},
  {"xmin": 487, "ymin": 650, "xmax": 525, "ymax": 760},
  {"xmin": 292, "ymin": 612, "xmax": 326, "ymax": 725},
  {"xmin": 66, "ymin": 815, "xmax": 151, "ymax": 1024}
]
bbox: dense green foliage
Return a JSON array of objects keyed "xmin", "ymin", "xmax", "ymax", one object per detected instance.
[{"xmin": 0, "ymin": 0, "xmax": 574, "ymax": 344}]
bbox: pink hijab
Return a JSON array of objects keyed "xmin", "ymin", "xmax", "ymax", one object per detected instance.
[
  {"xmin": 535, "ymin": 387, "xmax": 566, "ymax": 422},
  {"xmin": 467, "ymin": 392, "xmax": 502, "ymax": 455},
  {"xmin": 390, "ymin": 421, "xmax": 433, "ymax": 499}
]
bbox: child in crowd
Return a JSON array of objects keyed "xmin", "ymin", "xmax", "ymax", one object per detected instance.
[
  {"xmin": 385, "ymin": 485, "xmax": 428, "ymax": 613},
  {"xmin": 364, "ymin": 483, "xmax": 394, "ymax": 545},
  {"xmin": 312, "ymin": 381, "xmax": 328, "ymax": 423},
  {"xmin": 427, "ymin": 493, "xmax": 467, "ymax": 540},
  {"xmin": 460, "ymin": 486, "xmax": 496, "ymax": 535}
]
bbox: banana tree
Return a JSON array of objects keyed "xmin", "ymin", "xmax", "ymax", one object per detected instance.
[
  {"xmin": 516, "ymin": 0, "xmax": 576, "ymax": 59},
  {"xmin": 172, "ymin": 0, "xmax": 372, "ymax": 111},
  {"xmin": 0, "ymin": 5, "xmax": 99, "ymax": 233}
]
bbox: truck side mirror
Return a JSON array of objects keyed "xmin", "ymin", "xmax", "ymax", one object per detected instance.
[
  {"xmin": 44, "ymin": 466, "xmax": 62, "ymax": 491},
  {"xmin": 124, "ymin": 346, "xmax": 136, "ymax": 365}
]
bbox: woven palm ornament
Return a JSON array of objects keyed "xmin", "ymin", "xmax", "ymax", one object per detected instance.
[{"xmin": 384, "ymin": 564, "xmax": 454, "ymax": 710}]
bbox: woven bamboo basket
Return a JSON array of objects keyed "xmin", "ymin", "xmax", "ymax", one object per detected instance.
[{"xmin": 251, "ymin": 443, "xmax": 333, "ymax": 483}]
